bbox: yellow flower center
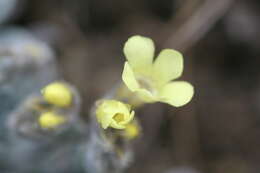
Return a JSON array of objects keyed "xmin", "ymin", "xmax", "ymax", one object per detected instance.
[{"xmin": 113, "ymin": 113, "xmax": 125, "ymax": 123}]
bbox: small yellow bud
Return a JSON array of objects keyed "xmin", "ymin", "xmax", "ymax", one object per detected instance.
[
  {"xmin": 38, "ymin": 112, "xmax": 66, "ymax": 129},
  {"xmin": 96, "ymin": 100, "xmax": 135, "ymax": 129},
  {"xmin": 42, "ymin": 82, "xmax": 72, "ymax": 107},
  {"xmin": 122, "ymin": 122, "xmax": 140, "ymax": 140}
]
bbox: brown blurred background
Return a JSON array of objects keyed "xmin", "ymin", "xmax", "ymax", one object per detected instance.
[{"xmin": 4, "ymin": 0, "xmax": 260, "ymax": 172}]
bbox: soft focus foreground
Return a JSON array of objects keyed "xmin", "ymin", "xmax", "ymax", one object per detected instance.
[{"xmin": 1, "ymin": 0, "xmax": 260, "ymax": 173}]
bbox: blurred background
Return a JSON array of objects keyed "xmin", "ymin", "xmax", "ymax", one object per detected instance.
[{"xmin": 1, "ymin": 0, "xmax": 260, "ymax": 172}]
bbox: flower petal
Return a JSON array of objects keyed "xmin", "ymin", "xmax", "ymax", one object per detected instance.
[
  {"xmin": 159, "ymin": 81, "xmax": 194, "ymax": 107},
  {"xmin": 110, "ymin": 120, "xmax": 126, "ymax": 129},
  {"xmin": 123, "ymin": 35, "xmax": 154, "ymax": 72},
  {"xmin": 122, "ymin": 62, "xmax": 140, "ymax": 91},
  {"xmin": 123, "ymin": 111, "xmax": 135, "ymax": 124},
  {"xmin": 153, "ymin": 49, "xmax": 183, "ymax": 85},
  {"xmin": 136, "ymin": 88, "xmax": 156, "ymax": 103},
  {"xmin": 100, "ymin": 117, "xmax": 112, "ymax": 129}
]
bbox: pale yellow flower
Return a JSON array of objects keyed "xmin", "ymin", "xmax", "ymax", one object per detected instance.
[
  {"xmin": 96, "ymin": 100, "xmax": 135, "ymax": 129},
  {"xmin": 38, "ymin": 111, "xmax": 66, "ymax": 129},
  {"xmin": 122, "ymin": 35, "xmax": 194, "ymax": 107},
  {"xmin": 41, "ymin": 82, "xmax": 72, "ymax": 107}
]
